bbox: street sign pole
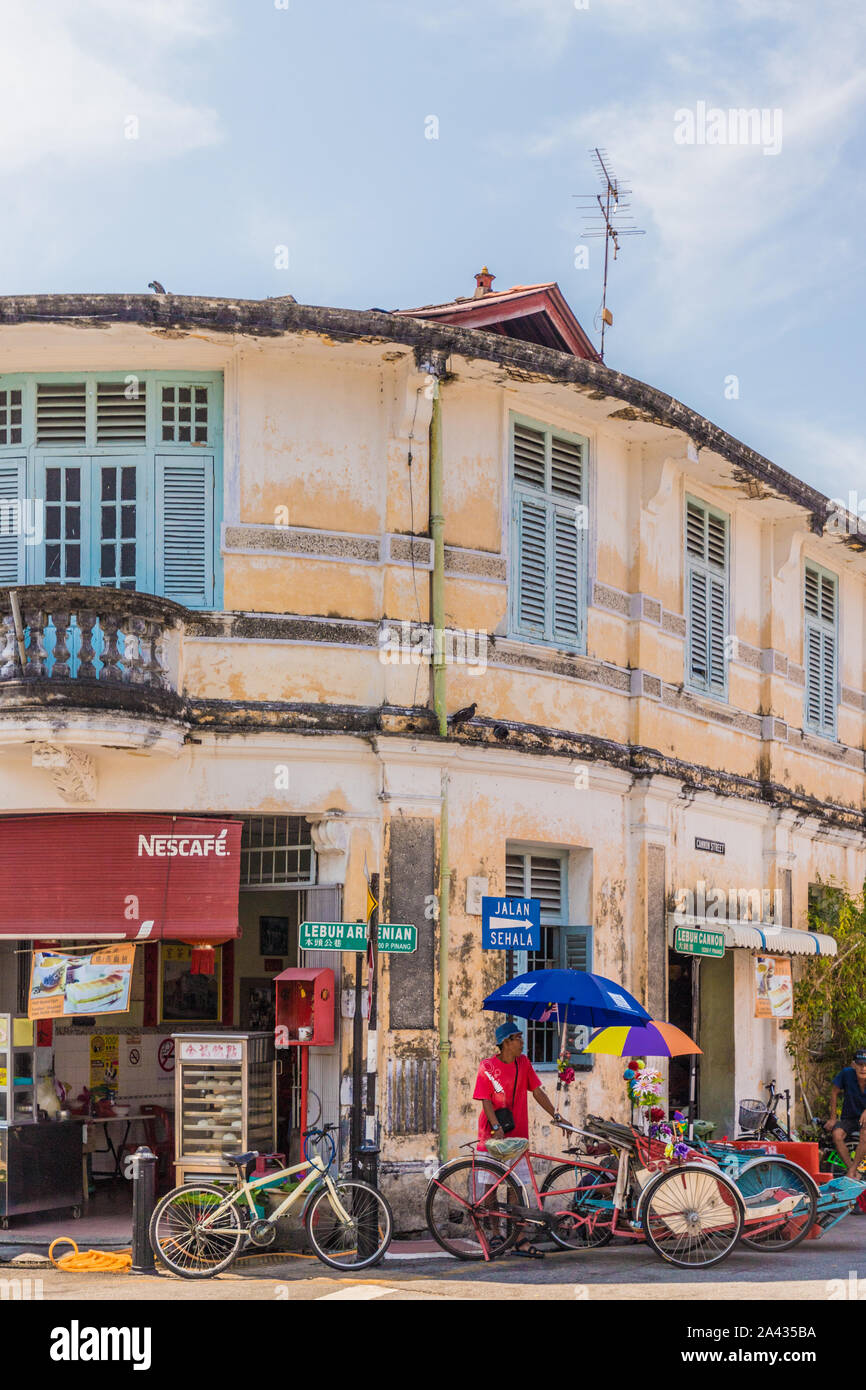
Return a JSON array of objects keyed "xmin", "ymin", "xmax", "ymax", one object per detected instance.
[{"xmin": 365, "ymin": 874, "xmax": 379, "ymax": 1144}]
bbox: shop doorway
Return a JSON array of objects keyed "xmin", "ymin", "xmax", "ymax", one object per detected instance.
[{"xmin": 667, "ymin": 948, "xmax": 694, "ymax": 1114}]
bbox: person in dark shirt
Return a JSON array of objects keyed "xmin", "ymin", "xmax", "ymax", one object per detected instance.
[{"xmin": 825, "ymin": 1049, "xmax": 866, "ymax": 1177}]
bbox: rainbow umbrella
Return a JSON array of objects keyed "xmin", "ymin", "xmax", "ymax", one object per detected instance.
[{"xmin": 582, "ymin": 1020, "xmax": 701, "ymax": 1058}]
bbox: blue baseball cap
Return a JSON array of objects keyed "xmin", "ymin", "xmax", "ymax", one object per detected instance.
[{"xmin": 496, "ymin": 1020, "xmax": 521, "ymax": 1047}]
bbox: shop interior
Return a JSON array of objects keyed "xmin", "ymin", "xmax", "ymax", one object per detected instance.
[{"xmin": 0, "ymin": 816, "xmax": 342, "ymax": 1240}]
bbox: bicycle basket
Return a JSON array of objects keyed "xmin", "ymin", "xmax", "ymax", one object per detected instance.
[
  {"xmin": 738, "ymin": 1100, "xmax": 768, "ymax": 1132},
  {"xmin": 485, "ymin": 1137, "xmax": 528, "ymax": 1162}
]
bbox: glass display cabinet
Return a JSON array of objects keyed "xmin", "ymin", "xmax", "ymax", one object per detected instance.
[
  {"xmin": 173, "ymin": 1032, "xmax": 276, "ymax": 1185},
  {"xmin": 0, "ymin": 1015, "xmax": 83, "ymax": 1224}
]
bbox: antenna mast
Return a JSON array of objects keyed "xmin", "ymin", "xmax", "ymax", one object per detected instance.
[{"xmin": 575, "ymin": 148, "xmax": 645, "ymax": 362}]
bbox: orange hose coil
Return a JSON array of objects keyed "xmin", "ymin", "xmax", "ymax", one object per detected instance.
[{"xmin": 48, "ymin": 1237, "xmax": 132, "ymax": 1272}]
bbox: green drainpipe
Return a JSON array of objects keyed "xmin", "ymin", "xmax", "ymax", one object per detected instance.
[{"xmin": 429, "ymin": 377, "xmax": 450, "ymax": 1160}]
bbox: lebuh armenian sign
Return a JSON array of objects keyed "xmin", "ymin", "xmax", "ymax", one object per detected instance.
[
  {"xmin": 481, "ymin": 897, "xmax": 541, "ymax": 951},
  {"xmin": 299, "ymin": 921, "xmax": 417, "ymax": 954}
]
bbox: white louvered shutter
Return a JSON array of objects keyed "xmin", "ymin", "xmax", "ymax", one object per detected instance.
[
  {"xmin": 36, "ymin": 382, "xmax": 86, "ymax": 445},
  {"xmin": 685, "ymin": 498, "xmax": 728, "ymax": 697},
  {"xmin": 0, "ymin": 459, "xmax": 26, "ymax": 585},
  {"xmin": 155, "ymin": 456, "xmax": 215, "ymax": 607},
  {"xmin": 804, "ymin": 564, "xmax": 837, "ymax": 738}
]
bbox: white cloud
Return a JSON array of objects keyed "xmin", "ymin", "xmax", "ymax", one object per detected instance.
[
  {"xmin": 0, "ymin": 0, "xmax": 224, "ymax": 175},
  {"xmin": 491, "ymin": 2, "xmax": 866, "ymax": 350}
]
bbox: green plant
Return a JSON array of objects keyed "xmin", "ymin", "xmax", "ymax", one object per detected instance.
[{"xmin": 785, "ymin": 881, "xmax": 866, "ymax": 1116}]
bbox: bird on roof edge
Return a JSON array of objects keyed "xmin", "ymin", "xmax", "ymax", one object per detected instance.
[{"xmin": 148, "ymin": 280, "xmax": 167, "ymax": 294}]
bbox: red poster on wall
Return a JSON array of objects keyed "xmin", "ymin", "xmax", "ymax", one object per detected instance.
[{"xmin": 0, "ymin": 815, "xmax": 242, "ymax": 942}]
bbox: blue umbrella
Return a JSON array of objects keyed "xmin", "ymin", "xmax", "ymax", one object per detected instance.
[{"xmin": 483, "ymin": 969, "xmax": 650, "ymax": 1030}]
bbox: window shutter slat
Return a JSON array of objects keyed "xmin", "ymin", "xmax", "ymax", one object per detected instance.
[
  {"xmin": 516, "ymin": 495, "xmax": 548, "ymax": 635},
  {"xmin": 686, "ymin": 501, "xmax": 706, "ymax": 558},
  {"xmin": 513, "ymin": 423, "xmax": 546, "ymax": 489},
  {"xmin": 156, "ymin": 455, "xmax": 214, "ymax": 607},
  {"xmin": 0, "ymin": 459, "xmax": 26, "ymax": 585},
  {"xmin": 804, "ymin": 564, "xmax": 837, "ymax": 738},
  {"xmin": 552, "ymin": 507, "xmax": 580, "ymax": 641},
  {"xmin": 96, "ymin": 382, "xmax": 146, "ymax": 444},
  {"xmin": 36, "ymin": 382, "xmax": 86, "ymax": 444},
  {"xmin": 709, "ymin": 575, "xmax": 726, "ymax": 689},
  {"xmin": 550, "ymin": 434, "xmax": 583, "ymax": 499},
  {"xmin": 688, "ymin": 569, "xmax": 709, "ymax": 684}
]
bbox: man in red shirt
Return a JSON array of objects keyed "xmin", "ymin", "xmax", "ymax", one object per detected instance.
[{"xmin": 473, "ymin": 1019, "xmax": 562, "ymax": 1184}]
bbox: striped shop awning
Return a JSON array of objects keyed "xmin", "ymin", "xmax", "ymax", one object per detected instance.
[{"xmin": 667, "ymin": 915, "xmax": 837, "ymax": 957}]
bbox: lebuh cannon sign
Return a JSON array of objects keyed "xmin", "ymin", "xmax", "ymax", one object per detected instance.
[{"xmin": 300, "ymin": 921, "xmax": 417, "ymax": 954}]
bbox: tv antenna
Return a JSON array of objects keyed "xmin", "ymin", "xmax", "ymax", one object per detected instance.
[{"xmin": 575, "ymin": 148, "xmax": 645, "ymax": 362}]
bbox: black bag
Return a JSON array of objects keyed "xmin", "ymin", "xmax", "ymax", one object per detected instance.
[{"xmin": 490, "ymin": 1059, "xmax": 521, "ymax": 1135}]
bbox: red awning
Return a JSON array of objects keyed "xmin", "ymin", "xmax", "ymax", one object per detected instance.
[{"xmin": 0, "ymin": 814, "xmax": 242, "ymax": 941}]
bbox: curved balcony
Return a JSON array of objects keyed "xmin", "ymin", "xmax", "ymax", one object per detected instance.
[{"xmin": 0, "ymin": 584, "xmax": 190, "ymax": 755}]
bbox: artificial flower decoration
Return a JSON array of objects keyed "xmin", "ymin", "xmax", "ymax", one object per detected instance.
[{"xmin": 556, "ymin": 1053, "xmax": 576, "ymax": 1086}]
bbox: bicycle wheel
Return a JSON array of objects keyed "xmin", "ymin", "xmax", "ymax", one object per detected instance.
[
  {"xmin": 426, "ymin": 1158, "xmax": 524, "ymax": 1260},
  {"xmin": 737, "ymin": 1158, "xmax": 817, "ymax": 1251},
  {"xmin": 305, "ymin": 1180, "xmax": 393, "ymax": 1270},
  {"xmin": 642, "ymin": 1164, "xmax": 743, "ymax": 1268},
  {"xmin": 149, "ymin": 1184, "xmax": 244, "ymax": 1278},
  {"xmin": 540, "ymin": 1163, "xmax": 616, "ymax": 1249}
]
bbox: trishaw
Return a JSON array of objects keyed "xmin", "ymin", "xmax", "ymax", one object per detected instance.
[{"xmin": 426, "ymin": 1114, "xmax": 838, "ymax": 1267}]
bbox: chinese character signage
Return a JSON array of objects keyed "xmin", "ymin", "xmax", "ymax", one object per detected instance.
[
  {"xmin": 29, "ymin": 946, "xmax": 136, "ymax": 1018},
  {"xmin": 754, "ymin": 955, "xmax": 793, "ymax": 1019}
]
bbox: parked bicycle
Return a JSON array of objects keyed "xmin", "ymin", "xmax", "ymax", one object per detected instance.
[
  {"xmin": 737, "ymin": 1079, "xmax": 797, "ymax": 1142},
  {"xmin": 149, "ymin": 1149, "xmax": 392, "ymax": 1277}
]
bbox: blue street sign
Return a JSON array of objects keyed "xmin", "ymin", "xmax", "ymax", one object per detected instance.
[{"xmin": 482, "ymin": 896, "xmax": 541, "ymax": 951}]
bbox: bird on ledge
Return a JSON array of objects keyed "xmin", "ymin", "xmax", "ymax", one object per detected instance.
[
  {"xmin": 449, "ymin": 702, "xmax": 477, "ymax": 726},
  {"xmin": 148, "ymin": 280, "xmax": 167, "ymax": 294}
]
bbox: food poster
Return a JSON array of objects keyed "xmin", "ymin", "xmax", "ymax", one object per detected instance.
[
  {"xmin": 90, "ymin": 1034, "xmax": 120, "ymax": 1091},
  {"xmin": 754, "ymin": 954, "xmax": 793, "ymax": 1019},
  {"xmin": 28, "ymin": 945, "xmax": 136, "ymax": 1018}
]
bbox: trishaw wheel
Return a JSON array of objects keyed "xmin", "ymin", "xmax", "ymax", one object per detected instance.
[
  {"xmin": 425, "ymin": 1158, "xmax": 523, "ymax": 1260},
  {"xmin": 641, "ymin": 1164, "xmax": 743, "ymax": 1268},
  {"xmin": 540, "ymin": 1163, "xmax": 616, "ymax": 1249},
  {"xmin": 736, "ymin": 1157, "xmax": 818, "ymax": 1252}
]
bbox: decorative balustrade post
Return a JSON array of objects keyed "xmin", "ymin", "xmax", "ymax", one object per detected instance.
[
  {"xmin": 125, "ymin": 616, "xmax": 147, "ymax": 685},
  {"xmin": 143, "ymin": 618, "xmax": 168, "ymax": 690},
  {"xmin": 0, "ymin": 613, "xmax": 19, "ymax": 680},
  {"xmin": 100, "ymin": 612, "xmax": 122, "ymax": 682},
  {"xmin": 76, "ymin": 609, "xmax": 97, "ymax": 680},
  {"xmin": 22, "ymin": 609, "xmax": 47, "ymax": 677},
  {"xmin": 51, "ymin": 610, "xmax": 71, "ymax": 679}
]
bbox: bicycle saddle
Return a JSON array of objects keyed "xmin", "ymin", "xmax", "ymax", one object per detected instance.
[{"xmin": 225, "ymin": 1151, "xmax": 258, "ymax": 1170}]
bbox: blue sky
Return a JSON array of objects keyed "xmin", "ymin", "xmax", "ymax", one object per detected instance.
[{"xmin": 2, "ymin": 0, "xmax": 864, "ymax": 501}]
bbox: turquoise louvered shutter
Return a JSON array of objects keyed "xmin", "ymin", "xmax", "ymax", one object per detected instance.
[
  {"xmin": 804, "ymin": 564, "xmax": 837, "ymax": 738},
  {"xmin": 685, "ymin": 497, "xmax": 728, "ymax": 698},
  {"xmin": 155, "ymin": 455, "xmax": 215, "ymax": 608},
  {"xmin": 515, "ymin": 493, "xmax": 548, "ymax": 637},
  {"xmin": 511, "ymin": 416, "xmax": 586, "ymax": 650},
  {"xmin": 0, "ymin": 458, "xmax": 26, "ymax": 585},
  {"xmin": 560, "ymin": 925, "xmax": 594, "ymax": 1070}
]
